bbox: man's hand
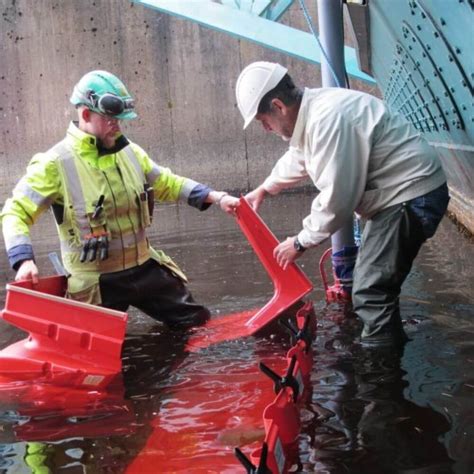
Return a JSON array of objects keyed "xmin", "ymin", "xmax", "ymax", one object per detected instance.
[
  {"xmin": 219, "ymin": 194, "xmax": 240, "ymax": 215},
  {"xmin": 244, "ymin": 186, "xmax": 267, "ymax": 212},
  {"xmin": 207, "ymin": 191, "xmax": 240, "ymax": 215},
  {"xmin": 16, "ymin": 259, "xmax": 39, "ymax": 285},
  {"xmin": 273, "ymin": 237, "xmax": 303, "ymax": 270}
]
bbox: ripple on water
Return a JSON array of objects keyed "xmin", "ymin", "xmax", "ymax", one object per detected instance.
[{"xmin": 0, "ymin": 195, "xmax": 472, "ymax": 472}]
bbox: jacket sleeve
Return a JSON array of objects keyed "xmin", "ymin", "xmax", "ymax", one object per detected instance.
[
  {"xmin": 1, "ymin": 154, "xmax": 61, "ymax": 269},
  {"xmin": 297, "ymin": 113, "xmax": 369, "ymax": 248},
  {"xmin": 130, "ymin": 143, "xmax": 212, "ymax": 211},
  {"xmin": 262, "ymin": 147, "xmax": 308, "ymax": 194}
]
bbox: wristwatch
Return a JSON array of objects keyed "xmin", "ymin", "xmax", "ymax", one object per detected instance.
[{"xmin": 293, "ymin": 237, "xmax": 306, "ymax": 253}]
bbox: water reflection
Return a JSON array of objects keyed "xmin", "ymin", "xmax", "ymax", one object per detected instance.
[
  {"xmin": 0, "ymin": 192, "xmax": 472, "ymax": 472},
  {"xmin": 0, "ymin": 374, "xmax": 137, "ymax": 472},
  {"xmin": 303, "ymin": 309, "xmax": 455, "ymax": 473}
]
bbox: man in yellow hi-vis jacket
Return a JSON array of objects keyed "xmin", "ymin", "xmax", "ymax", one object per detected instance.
[{"xmin": 1, "ymin": 70, "xmax": 239, "ymax": 329}]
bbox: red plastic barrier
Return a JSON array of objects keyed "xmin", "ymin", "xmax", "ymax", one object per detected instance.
[
  {"xmin": 319, "ymin": 247, "xmax": 352, "ymax": 304},
  {"xmin": 187, "ymin": 197, "xmax": 313, "ymax": 350},
  {"xmin": 236, "ymin": 198, "xmax": 313, "ymax": 331},
  {"xmin": 289, "ymin": 301, "xmax": 316, "ymax": 381},
  {"xmin": 251, "ymin": 387, "xmax": 300, "ymax": 474},
  {"xmin": 295, "ymin": 301, "xmax": 316, "ymax": 334},
  {"xmin": 0, "ymin": 275, "xmax": 127, "ymax": 387},
  {"xmin": 286, "ymin": 343, "xmax": 311, "ymax": 392},
  {"xmin": 237, "ymin": 303, "xmax": 316, "ymax": 473}
]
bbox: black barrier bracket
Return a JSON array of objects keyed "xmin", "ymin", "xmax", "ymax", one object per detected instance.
[
  {"xmin": 279, "ymin": 313, "xmax": 312, "ymax": 353},
  {"xmin": 259, "ymin": 356, "xmax": 299, "ymax": 403},
  {"xmin": 234, "ymin": 442, "xmax": 270, "ymax": 474}
]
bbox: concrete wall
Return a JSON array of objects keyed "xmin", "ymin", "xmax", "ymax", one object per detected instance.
[
  {"xmin": 0, "ymin": 0, "xmax": 377, "ymax": 286},
  {"xmin": 0, "ymin": 0, "xmax": 377, "ymax": 190}
]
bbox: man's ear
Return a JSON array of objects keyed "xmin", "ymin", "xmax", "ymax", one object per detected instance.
[
  {"xmin": 271, "ymin": 98, "xmax": 287, "ymax": 116},
  {"xmin": 80, "ymin": 107, "xmax": 92, "ymax": 123}
]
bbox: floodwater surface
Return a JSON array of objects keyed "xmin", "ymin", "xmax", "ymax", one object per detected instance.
[{"xmin": 0, "ymin": 192, "xmax": 472, "ymax": 473}]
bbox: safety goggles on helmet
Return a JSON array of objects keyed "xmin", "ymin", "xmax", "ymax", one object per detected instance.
[{"xmin": 87, "ymin": 90, "xmax": 135, "ymax": 118}]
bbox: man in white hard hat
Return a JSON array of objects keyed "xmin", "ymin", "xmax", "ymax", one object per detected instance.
[{"xmin": 236, "ymin": 61, "xmax": 449, "ymax": 348}]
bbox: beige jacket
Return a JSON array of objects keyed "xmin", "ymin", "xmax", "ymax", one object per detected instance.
[{"xmin": 263, "ymin": 88, "xmax": 446, "ymax": 247}]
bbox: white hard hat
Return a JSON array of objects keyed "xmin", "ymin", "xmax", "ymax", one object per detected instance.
[{"xmin": 235, "ymin": 61, "xmax": 288, "ymax": 129}]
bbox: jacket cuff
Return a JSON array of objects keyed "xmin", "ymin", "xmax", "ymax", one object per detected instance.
[
  {"xmin": 297, "ymin": 230, "xmax": 321, "ymax": 249},
  {"xmin": 8, "ymin": 244, "xmax": 34, "ymax": 271},
  {"xmin": 262, "ymin": 178, "xmax": 284, "ymax": 195},
  {"xmin": 188, "ymin": 183, "xmax": 213, "ymax": 211}
]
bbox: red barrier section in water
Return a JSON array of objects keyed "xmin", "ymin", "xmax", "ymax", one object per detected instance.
[
  {"xmin": 187, "ymin": 198, "xmax": 313, "ymax": 350},
  {"xmin": 252, "ymin": 388, "xmax": 300, "ymax": 473},
  {"xmin": 127, "ymin": 303, "xmax": 316, "ymax": 473},
  {"xmin": 125, "ymin": 357, "xmax": 283, "ymax": 473},
  {"xmin": 235, "ymin": 198, "xmax": 313, "ymax": 331},
  {"xmin": 0, "ymin": 275, "xmax": 127, "ymax": 387},
  {"xmin": 234, "ymin": 302, "xmax": 315, "ymax": 473},
  {"xmin": 287, "ymin": 301, "xmax": 315, "ymax": 383},
  {"xmin": 0, "ymin": 374, "xmax": 136, "ymax": 442}
]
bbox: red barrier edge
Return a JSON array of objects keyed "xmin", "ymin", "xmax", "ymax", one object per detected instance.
[{"xmin": 0, "ymin": 275, "xmax": 127, "ymax": 388}]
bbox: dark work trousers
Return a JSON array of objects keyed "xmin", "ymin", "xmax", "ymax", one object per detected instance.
[
  {"xmin": 99, "ymin": 259, "xmax": 210, "ymax": 329},
  {"xmin": 352, "ymin": 183, "xmax": 449, "ymax": 343}
]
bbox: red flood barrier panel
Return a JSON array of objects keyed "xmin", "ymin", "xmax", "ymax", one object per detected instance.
[
  {"xmin": 187, "ymin": 197, "xmax": 313, "ymax": 350},
  {"xmin": 0, "ymin": 275, "xmax": 127, "ymax": 388},
  {"xmin": 236, "ymin": 302, "xmax": 315, "ymax": 474}
]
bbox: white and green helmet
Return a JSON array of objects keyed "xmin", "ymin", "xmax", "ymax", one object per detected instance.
[{"xmin": 70, "ymin": 70, "xmax": 137, "ymax": 120}]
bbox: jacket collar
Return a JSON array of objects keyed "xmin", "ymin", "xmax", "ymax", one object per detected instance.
[
  {"xmin": 289, "ymin": 88, "xmax": 312, "ymax": 149},
  {"xmin": 66, "ymin": 121, "xmax": 130, "ymax": 157}
]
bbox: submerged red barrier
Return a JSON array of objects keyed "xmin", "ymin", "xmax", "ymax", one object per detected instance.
[
  {"xmin": 0, "ymin": 279, "xmax": 133, "ymax": 444},
  {"xmin": 124, "ymin": 356, "xmax": 283, "ymax": 473},
  {"xmin": 254, "ymin": 387, "xmax": 300, "ymax": 473},
  {"xmin": 0, "ymin": 275, "xmax": 127, "ymax": 388},
  {"xmin": 0, "ymin": 374, "xmax": 135, "ymax": 442}
]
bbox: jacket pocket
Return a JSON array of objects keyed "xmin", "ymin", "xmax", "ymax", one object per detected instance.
[
  {"xmin": 136, "ymin": 190, "xmax": 151, "ymax": 228},
  {"xmin": 66, "ymin": 274, "xmax": 101, "ymax": 305}
]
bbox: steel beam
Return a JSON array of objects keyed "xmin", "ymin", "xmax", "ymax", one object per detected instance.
[
  {"xmin": 133, "ymin": 0, "xmax": 375, "ymax": 84},
  {"xmin": 261, "ymin": 0, "xmax": 295, "ymax": 20}
]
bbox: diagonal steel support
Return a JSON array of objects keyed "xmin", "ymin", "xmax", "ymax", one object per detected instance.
[{"xmin": 133, "ymin": 0, "xmax": 375, "ymax": 84}]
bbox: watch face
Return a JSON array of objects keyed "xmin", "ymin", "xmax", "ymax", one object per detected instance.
[{"xmin": 294, "ymin": 238, "xmax": 305, "ymax": 252}]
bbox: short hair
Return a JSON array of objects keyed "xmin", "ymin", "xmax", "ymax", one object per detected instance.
[{"xmin": 257, "ymin": 73, "xmax": 302, "ymax": 114}]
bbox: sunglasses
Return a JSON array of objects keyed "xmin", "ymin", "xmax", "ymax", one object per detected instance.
[{"xmin": 87, "ymin": 90, "xmax": 135, "ymax": 117}]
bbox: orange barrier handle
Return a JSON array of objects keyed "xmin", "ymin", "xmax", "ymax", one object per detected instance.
[{"xmin": 319, "ymin": 247, "xmax": 333, "ymax": 292}]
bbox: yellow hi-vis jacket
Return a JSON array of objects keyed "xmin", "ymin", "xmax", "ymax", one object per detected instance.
[{"xmin": 1, "ymin": 122, "xmax": 207, "ymax": 304}]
